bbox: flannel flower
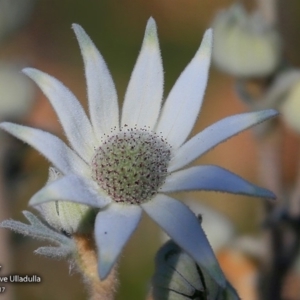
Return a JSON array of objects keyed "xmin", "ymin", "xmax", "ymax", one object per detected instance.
[{"xmin": 0, "ymin": 18, "xmax": 277, "ymax": 287}]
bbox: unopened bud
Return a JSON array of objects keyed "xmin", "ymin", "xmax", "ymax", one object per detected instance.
[
  {"xmin": 151, "ymin": 240, "xmax": 240, "ymax": 299},
  {"xmin": 37, "ymin": 167, "xmax": 96, "ymax": 235}
]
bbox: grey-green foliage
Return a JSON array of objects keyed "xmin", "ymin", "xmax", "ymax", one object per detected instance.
[
  {"xmin": 1, "ymin": 210, "xmax": 75, "ymax": 259},
  {"xmin": 152, "ymin": 240, "xmax": 240, "ymax": 300}
]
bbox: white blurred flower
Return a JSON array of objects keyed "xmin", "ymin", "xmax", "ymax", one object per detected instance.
[
  {"xmin": 0, "ymin": 62, "xmax": 35, "ymax": 120},
  {"xmin": 248, "ymin": 68, "xmax": 300, "ymax": 133},
  {"xmin": 0, "ymin": 18, "xmax": 277, "ymax": 285},
  {"xmin": 212, "ymin": 3, "xmax": 282, "ymax": 78},
  {"xmin": 236, "ymin": 68, "xmax": 300, "ymax": 134},
  {"xmin": 280, "ymin": 78, "xmax": 300, "ymax": 133},
  {"xmin": 0, "ymin": 0, "xmax": 36, "ymax": 43}
]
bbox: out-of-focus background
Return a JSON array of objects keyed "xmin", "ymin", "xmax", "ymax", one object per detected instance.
[{"xmin": 0, "ymin": 0, "xmax": 300, "ymax": 299}]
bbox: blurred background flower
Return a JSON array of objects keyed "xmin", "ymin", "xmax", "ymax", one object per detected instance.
[
  {"xmin": 0, "ymin": 62, "xmax": 35, "ymax": 120},
  {"xmin": 0, "ymin": 0, "xmax": 36, "ymax": 46},
  {"xmin": 212, "ymin": 3, "xmax": 282, "ymax": 78}
]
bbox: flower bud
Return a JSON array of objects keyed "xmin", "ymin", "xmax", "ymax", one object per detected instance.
[
  {"xmin": 37, "ymin": 167, "xmax": 96, "ymax": 235},
  {"xmin": 212, "ymin": 3, "xmax": 281, "ymax": 78},
  {"xmin": 151, "ymin": 240, "xmax": 240, "ymax": 299}
]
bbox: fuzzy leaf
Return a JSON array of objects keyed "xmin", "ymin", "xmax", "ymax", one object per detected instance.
[
  {"xmin": 0, "ymin": 211, "xmax": 75, "ymax": 258},
  {"xmin": 35, "ymin": 245, "xmax": 73, "ymax": 259}
]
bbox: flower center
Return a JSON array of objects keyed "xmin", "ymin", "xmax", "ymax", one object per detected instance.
[{"xmin": 91, "ymin": 127, "xmax": 172, "ymax": 205}]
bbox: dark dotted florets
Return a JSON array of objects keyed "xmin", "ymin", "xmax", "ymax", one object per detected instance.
[{"xmin": 91, "ymin": 126, "xmax": 172, "ymax": 205}]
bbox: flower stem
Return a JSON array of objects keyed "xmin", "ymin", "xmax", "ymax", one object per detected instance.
[
  {"xmin": 74, "ymin": 234, "xmax": 118, "ymax": 300},
  {"xmin": 257, "ymin": 123, "xmax": 284, "ymax": 204},
  {"xmin": 256, "ymin": 0, "xmax": 278, "ymax": 26}
]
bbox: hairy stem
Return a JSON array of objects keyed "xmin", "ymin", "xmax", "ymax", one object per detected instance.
[{"xmin": 74, "ymin": 234, "xmax": 118, "ymax": 300}]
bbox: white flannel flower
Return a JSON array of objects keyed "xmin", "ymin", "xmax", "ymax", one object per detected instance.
[{"xmin": 0, "ymin": 18, "xmax": 277, "ymax": 286}]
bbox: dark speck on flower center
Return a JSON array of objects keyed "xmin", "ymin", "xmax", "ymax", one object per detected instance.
[{"xmin": 91, "ymin": 126, "xmax": 172, "ymax": 205}]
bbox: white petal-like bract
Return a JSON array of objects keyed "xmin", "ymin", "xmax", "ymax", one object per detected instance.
[
  {"xmin": 23, "ymin": 68, "xmax": 96, "ymax": 162},
  {"xmin": 169, "ymin": 109, "xmax": 278, "ymax": 172},
  {"xmin": 29, "ymin": 174, "xmax": 110, "ymax": 208},
  {"xmin": 161, "ymin": 165, "xmax": 276, "ymax": 199},
  {"xmin": 142, "ymin": 194, "xmax": 226, "ymax": 287},
  {"xmin": 122, "ymin": 17, "xmax": 163, "ymax": 130},
  {"xmin": 95, "ymin": 203, "xmax": 142, "ymax": 279},
  {"xmin": 0, "ymin": 122, "xmax": 88, "ymax": 176},
  {"xmin": 156, "ymin": 29, "xmax": 212, "ymax": 149},
  {"xmin": 73, "ymin": 24, "xmax": 119, "ymax": 138}
]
